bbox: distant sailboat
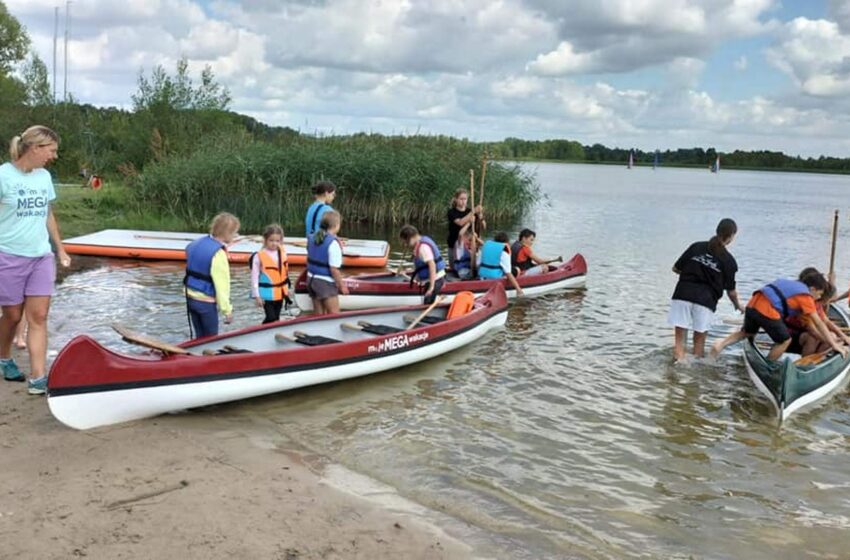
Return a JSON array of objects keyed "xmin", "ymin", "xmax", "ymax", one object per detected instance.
[
  {"xmin": 628, "ymin": 150, "xmax": 634, "ymax": 169},
  {"xmin": 653, "ymin": 150, "xmax": 659, "ymax": 170},
  {"xmin": 710, "ymin": 155, "xmax": 720, "ymax": 173}
]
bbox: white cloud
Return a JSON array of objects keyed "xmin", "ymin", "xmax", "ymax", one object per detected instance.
[
  {"xmin": 766, "ymin": 16, "xmax": 850, "ymax": 96},
  {"xmin": 8, "ymin": 0, "xmax": 850, "ymax": 157}
]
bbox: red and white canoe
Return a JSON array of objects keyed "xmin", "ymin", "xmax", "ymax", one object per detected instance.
[
  {"xmin": 47, "ymin": 285, "xmax": 509, "ymax": 430},
  {"xmin": 62, "ymin": 229, "xmax": 390, "ymax": 268},
  {"xmin": 294, "ymin": 253, "xmax": 587, "ymax": 311}
]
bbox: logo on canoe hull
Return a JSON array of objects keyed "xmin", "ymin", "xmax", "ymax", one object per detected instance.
[{"xmin": 368, "ymin": 332, "xmax": 429, "ymax": 353}]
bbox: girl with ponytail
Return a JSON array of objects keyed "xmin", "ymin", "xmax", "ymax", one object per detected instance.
[
  {"xmin": 0, "ymin": 126, "xmax": 71, "ymax": 394},
  {"xmin": 668, "ymin": 218, "xmax": 741, "ymax": 362},
  {"xmin": 305, "ymin": 211, "xmax": 348, "ymax": 314}
]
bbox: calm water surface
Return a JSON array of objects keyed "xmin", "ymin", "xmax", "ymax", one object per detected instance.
[{"xmin": 48, "ymin": 163, "xmax": 850, "ymax": 559}]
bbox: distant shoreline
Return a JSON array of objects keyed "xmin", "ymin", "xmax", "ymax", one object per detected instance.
[{"xmin": 497, "ymin": 157, "xmax": 850, "ymax": 175}]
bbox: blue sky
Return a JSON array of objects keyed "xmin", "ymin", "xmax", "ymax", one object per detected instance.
[{"xmin": 9, "ymin": 0, "xmax": 850, "ymax": 157}]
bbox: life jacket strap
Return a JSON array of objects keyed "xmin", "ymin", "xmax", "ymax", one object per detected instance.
[{"xmin": 765, "ymin": 283, "xmax": 790, "ymax": 319}]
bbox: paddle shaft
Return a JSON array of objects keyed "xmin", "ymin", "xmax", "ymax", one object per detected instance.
[
  {"xmin": 470, "ymin": 169, "xmax": 478, "ymax": 278},
  {"xmin": 829, "ymin": 209, "xmax": 839, "ymax": 281},
  {"xmin": 406, "ymin": 296, "xmax": 445, "ymax": 330},
  {"xmin": 479, "ymin": 152, "xmax": 488, "ymax": 209}
]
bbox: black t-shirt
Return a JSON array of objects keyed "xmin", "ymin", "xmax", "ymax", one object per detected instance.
[
  {"xmin": 671, "ymin": 241, "xmax": 737, "ymax": 312},
  {"xmin": 447, "ymin": 207, "xmax": 472, "ymax": 248}
]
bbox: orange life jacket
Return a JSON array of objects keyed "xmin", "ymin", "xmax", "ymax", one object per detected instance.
[
  {"xmin": 447, "ymin": 291, "xmax": 475, "ymax": 319},
  {"xmin": 256, "ymin": 248, "xmax": 289, "ymax": 301}
]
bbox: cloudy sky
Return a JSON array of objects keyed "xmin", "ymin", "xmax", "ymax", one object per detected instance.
[{"xmin": 8, "ymin": 0, "xmax": 850, "ymax": 156}]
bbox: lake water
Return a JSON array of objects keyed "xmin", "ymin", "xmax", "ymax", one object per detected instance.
[{"xmin": 47, "ymin": 163, "xmax": 850, "ymax": 559}]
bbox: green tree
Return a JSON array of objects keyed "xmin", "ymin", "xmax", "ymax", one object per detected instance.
[
  {"xmin": 0, "ymin": 1, "xmax": 29, "ymax": 75},
  {"xmin": 22, "ymin": 51, "xmax": 51, "ymax": 106},
  {"xmin": 132, "ymin": 56, "xmax": 231, "ymax": 111}
]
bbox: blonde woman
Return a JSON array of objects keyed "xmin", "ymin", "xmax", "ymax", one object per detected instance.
[
  {"xmin": 184, "ymin": 212, "xmax": 240, "ymax": 338},
  {"xmin": 0, "ymin": 126, "xmax": 71, "ymax": 395}
]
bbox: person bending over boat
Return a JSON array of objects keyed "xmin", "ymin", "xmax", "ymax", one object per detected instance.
[
  {"xmin": 453, "ymin": 224, "xmax": 479, "ymax": 280},
  {"xmin": 0, "ymin": 125, "xmax": 71, "ymax": 395},
  {"xmin": 511, "ymin": 229, "xmax": 556, "ymax": 277},
  {"xmin": 184, "ymin": 212, "xmax": 240, "ymax": 338},
  {"xmin": 786, "ymin": 279, "xmax": 850, "ymax": 356},
  {"xmin": 305, "ymin": 181, "xmax": 336, "ymax": 240},
  {"xmin": 446, "ymin": 188, "xmax": 484, "ymax": 270},
  {"xmin": 307, "ymin": 211, "xmax": 348, "ymax": 314},
  {"xmin": 251, "ymin": 224, "xmax": 292, "ymax": 324},
  {"xmin": 400, "ymin": 225, "xmax": 446, "ymax": 304},
  {"xmin": 479, "ymin": 232, "xmax": 524, "ymax": 296},
  {"xmin": 668, "ymin": 218, "xmax": 741, "ymax": 361},
  {"xmin": 711, "ymin": 270, "xmax": 847, "ymax": 362}
]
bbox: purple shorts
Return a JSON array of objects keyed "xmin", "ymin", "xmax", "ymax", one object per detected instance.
[{"xmin": 0, "ymin": 251, "xmax": 56, "ymax": 306}]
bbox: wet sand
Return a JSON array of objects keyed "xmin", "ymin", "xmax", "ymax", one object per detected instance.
[{"xmin": 0, "ymin": 347, "xmax": 473, "ymax": 560}]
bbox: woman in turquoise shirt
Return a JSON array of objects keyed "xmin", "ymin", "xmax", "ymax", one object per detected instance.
[{"xmin": 0, "ymin": 126, "xmax": 71, "ymax": 395}]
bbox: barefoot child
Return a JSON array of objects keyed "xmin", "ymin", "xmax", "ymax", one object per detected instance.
[
  {"xmin": 184, "ymin": 212, "xmax": 239, "ymax": 338},
  {"xmin": 400, "ymin": 225, "xmax": 447, "ymax": 304},
  {"xmin": 305, "ymin": 181, "xmax": 336, "ymax": 240},
  {"xmin": 478, "ymin": 232, "xmax": 523, "ymax": 296},
  {"xmin": 712, "ymin": 270, "xmax": 847, "ymax": 362},
  {"xmin": 511, "ymin": 229, "xmax": 557, "ymax": 277},
  {"xmin": 668, "ymin": 218, "xmax": 741, "ymax": 361},
  {"xmin": 306, "ymin": 211, "xmax": 348, "ymax": 314},
  {"xmin": 251, "ymin": 224, "xmax": 291, "ymax": 324}
]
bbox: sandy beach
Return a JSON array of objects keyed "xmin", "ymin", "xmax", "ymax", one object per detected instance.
[{"xmin": 0, "ymin": 348, "xmax": 473, "ymax": 560}]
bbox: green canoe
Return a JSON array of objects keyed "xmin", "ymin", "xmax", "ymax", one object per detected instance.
[{"xmin": 743, "ymin": 304, "xmax": 850, "ymax": 422}]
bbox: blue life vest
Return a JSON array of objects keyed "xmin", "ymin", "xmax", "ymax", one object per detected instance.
[
  {"xmin": 760, "ymin": 278, "xmax": 811, "ymax": 319},
  {"xmin": 479, "ymin": 240, "xmax": 509, "ymax": 280},
  {"xmin": 305, "ymin": 201, "xmax": 332, "ymax": 239},
  {"xmin": 307, "ymin": 233, "xmax": 339, "ymax": 277},
  {"xmin": 184, "ymin": 236, "xmax": 225, "ymax": 297},
  {"xmin": 413, "ymin": 236, "xmax": 445, "ymax": 282},
  {"xmin": 455, "ymin": 243, "xmax": 471, "ymax": 270}
]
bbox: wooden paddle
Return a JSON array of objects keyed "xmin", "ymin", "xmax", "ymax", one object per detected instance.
[
  {"xmin": 794, "ymin": 350, "xmax": 834, "ymax": 366},
  {"xmin": 469, "ymin": 169, "xmax": 478, "ymax": 279},
  {"xmin": 828, "ymin": 209, "xmax": 839, "ymax": 285},
  {"xmin": 112, "ymin": 324, "xmax": 190, "ymax": 355},
  {"xmin": 479, "ymin": 151, "xmax": 488, "ymax": 210},
  {"xmin": 406, "ymin": 296, "xmax": 446, "ymax": 331}
]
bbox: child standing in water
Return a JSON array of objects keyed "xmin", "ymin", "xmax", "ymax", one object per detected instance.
[
  {"xmin": 184, "ymin": 212, "xmax": 240, "ymax": 338},
  {"xmin": 251, "ymin": 224, "xmax": 291, "ymax": 324},
  {"xmin": 306, "ymin": 211, "xmax": 348, "ymax": 314}
]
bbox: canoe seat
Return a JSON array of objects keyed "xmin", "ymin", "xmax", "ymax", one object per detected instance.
[
  {"xmin": 293, "ymin": 333, "xmax": 341, "ymax": 346},
  {"xmin": 403, "ymin": 314, "xmax": 442, "ymax": 325},
  {"xmin": 356, "ymin": 322, "xmax": 404, "ymax": 335}
]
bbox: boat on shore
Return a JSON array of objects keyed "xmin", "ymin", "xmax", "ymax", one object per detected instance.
[
  {"xmin": 294, "ymin": 254, "xmax": 587, "ymax": 311},
  {"xmin": 743, "ymin": 304, "xmax": 850, "ymax": 422},
  {"xmin": 47, "ymin": 285, "xmax": 509, "ymax": 430},
  {"xmin": 62, "ymin": 229, "xmax": 390, "ymax": 268}
]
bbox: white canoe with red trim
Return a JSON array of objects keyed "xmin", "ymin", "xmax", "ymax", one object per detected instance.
[
  {"xmin": 47, "ymin": 285, "xmax": 509, "ymax": 430},
  {"xmin": 295, "ymin": 253, "xmax": 587, "ymax": 311}
]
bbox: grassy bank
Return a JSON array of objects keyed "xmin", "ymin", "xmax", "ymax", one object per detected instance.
[
  {"xmin": 133, "ymin": 135, "xmax": 539, "ymax": 233},
  {"xmin": 53, "ymin": 183, "xmax": 192, "ymax": 238}
]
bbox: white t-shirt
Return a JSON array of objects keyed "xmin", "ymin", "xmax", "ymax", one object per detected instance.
[{"xmin": 308, "ymin": 239, "xmax": 343, "ymax": 283}]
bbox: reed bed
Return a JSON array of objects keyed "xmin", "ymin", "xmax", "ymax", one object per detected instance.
[{"xmin": 133, "ymin": 134, "xmax": 538, "ymax": 232}]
